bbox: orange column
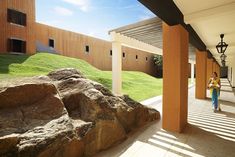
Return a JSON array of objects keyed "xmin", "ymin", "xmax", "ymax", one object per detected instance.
[
  {"xmin": 213, "ymin": 62, "xmax": 220, "ymax": 77},
  {"xmin": 196, "ymin": 50, "xmax": 207, "ymax": 99},
  {"xmin": 207, "ymin": 58, "xmax": 213, "ymax": 83},
  {"xmin": 215, "ymin": 64, "xmax": 218, "ymax": 77},
  {"xmin": 162, "ymin": 23, "xmax": 188, "ymax": 133},
  {"xmin": 212, "ymin": 61, "xmax": 217, "ymax": 73},
  {"xmin": 217, "ymin": 63, "xmax": 221, "ymax": 78}
]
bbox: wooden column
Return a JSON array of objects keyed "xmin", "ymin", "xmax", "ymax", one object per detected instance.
[
  {"xmin": 196, "ymin": 50, "xmax": 207, "ymax": 99},
  {"xmin": 162, "ymin": 23, "xmax": 188, "ymax": 133},
  {"xmin": 207, "ymin": 58, "xmax": 213, "ymax": 83},
  {"xmin": 191, "ymin": 62, "xmax": 195, "ymax": 84},
  {"xmin": 216, "ymin": 64, "xmax": 219, "ymax": 77},
  {"xmin": 232, "ymin": 56, "xmax": 235, "ymax": 87},
  {"xmin": 217, "ymin": 63, "xmax": 221, "ymax": 78},
  {"xmin": 212, "ymin": 61, "xmax": 217, "ymax": 73}
]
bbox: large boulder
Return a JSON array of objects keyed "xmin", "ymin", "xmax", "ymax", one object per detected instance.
[
  {"xmin": 50, "ymin": 69, "xmax": 159, "ymax": 133},
  {"xmin": 0, "ymin": 81, "xmax": 87, "ymax": 157},
  {"xmin": 0, "ymin": 68, "xmax": 160, "ymax": 157}
]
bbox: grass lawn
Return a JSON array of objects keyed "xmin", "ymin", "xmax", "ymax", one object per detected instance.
[{"xmin": 0, "ymin": 53, "xmax": 163, "ymax": 101}]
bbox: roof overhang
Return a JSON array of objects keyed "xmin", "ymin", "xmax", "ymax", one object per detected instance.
[
  {"xmin": 110, "ymin": 31, "xmax": 162, "ymax": 55},
  {"xmin": 110, "ymin": 17, "xmax": 197, "ymax": 61},
  {"xmin": 109, "ymin": 17, "xmax": 162, "ymax": 49},
  {"xmin": 138, "ymin": 0, "xmax": 207, "ymax": 52},
  {"xmin": 139, "ymin": 0, "xmax": 235, "ymax": 66}
]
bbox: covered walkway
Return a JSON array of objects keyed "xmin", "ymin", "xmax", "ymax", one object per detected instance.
[{"xmin": 95, "ymin": 79, "xmax": 235, "ymax": 157}]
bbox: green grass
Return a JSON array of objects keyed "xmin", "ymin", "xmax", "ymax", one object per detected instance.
[{"xmin": 0, "ymin": 53, "xmax": 162, "ymax": 101}]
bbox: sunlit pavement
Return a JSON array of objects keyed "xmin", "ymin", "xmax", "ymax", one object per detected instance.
[{"xmin": 95, "ymin": 79, "xmax": 235, "ymax": 157}]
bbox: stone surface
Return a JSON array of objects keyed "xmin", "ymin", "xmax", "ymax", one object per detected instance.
[{"xmin": 0, "ymin": 68, "xmax": 160, "ymax": 157}]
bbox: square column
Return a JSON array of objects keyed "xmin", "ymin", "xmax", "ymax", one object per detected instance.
[
  {"xmin": 217, "ymin": 64, "xmax": 221, "ymax": 78},
  {"xmin": 232, "ymin": 57, "xmax": 235, "ymax": 87},
  {"xmin": 227, "ymin": 64, "xmax": 232, "ymax": 83},
  {"xmin": 215, "ymin": 63, "xmax": 219, "ymax": 78},
  {"xmin": 207, "ymin": 58, "xmax": 213, "ymax": 83},
  {"xmin": 191, "ymin": 62, "xmax": 195, "ymax": 84},
  {"xmin": 162, "ymin": 23, "xmax": 189, "ymax": 133},
  {"xmin": 112, "ymin": 41, "xmax": 122, "ymax": 95},
  {"xmin": 228, "ymin": 56, "xmax": 234, "ymax": 84},
  {"xmin": 196, "ymin": 50, "xmax": 207, "ymax": 99},
  {"xmin": 215, "ymin": 64, "xmax": 218, "ymax": 77},
  {"xmin": 212, "ymin": 61, "xmax": 217, "ymax": 73}
]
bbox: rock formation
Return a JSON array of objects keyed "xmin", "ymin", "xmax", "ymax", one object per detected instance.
[{"xmin": 0, "ymin": 68, "xmax": 160, "ymax": 157}]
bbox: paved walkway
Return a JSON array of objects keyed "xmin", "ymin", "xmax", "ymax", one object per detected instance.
[{"xmin": 95, "ymin": 79, "xmax": 235, "ymax": 157}]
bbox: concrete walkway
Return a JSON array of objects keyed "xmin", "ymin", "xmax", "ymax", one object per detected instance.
[{"xmin": 95, "ymin": 79, "xmax": 235, "ymax": 157}]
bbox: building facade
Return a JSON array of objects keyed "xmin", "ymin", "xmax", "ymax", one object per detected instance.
[
  {"xmin": 0, "ymin": 0, "xmax": 157, "ymax": 76},
  {"xmin": 0, "ymin": 0, "xmax": 36, "ymax": 54}
]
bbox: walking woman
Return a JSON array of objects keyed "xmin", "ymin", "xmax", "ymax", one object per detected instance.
[{"xmin": 208, "ymin": 72, "xmax": 221, "ymax": 112}]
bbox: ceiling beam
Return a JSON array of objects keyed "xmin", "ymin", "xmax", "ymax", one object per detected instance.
[
  {"xmin": 148, "ymin": 40, "xmax": 162, "ymax": 44},
  {"xmin": 207, "ymin": 50, "xmax": 213, "ymax": 59},
  {"xmin": 132, "ymin": 39, "xmax": 161, "ymax": 44},
  {"xmin": 129, "ymin": 33, "xmax": 161, "ymax": 39},
  {"xmin": 119, "ymin": 24, "xmax": 158, "ymax": 34},
  {"xmin": 138, "ymin": 0, "xmax": 184, "ymax": 26},
  {"xmin": 123, "ymin": 28, "xmax": 160, "ymax": 36},
  {"xmin": 185, "ymin": 24, "xmax": 207, "ymax": 51}
]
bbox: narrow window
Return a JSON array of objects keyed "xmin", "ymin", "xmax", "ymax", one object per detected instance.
[
  {"xmin": 49, "ymin": 39, "xmax": 54, "ymax": 48},
  {"xmin": 7, "ymin": 9, "xmax": 26, "ymax": 26},
  {"xmin": 110, "ymin": 50, "xmax": 112, "ymax": 56},
  {"xmin": 136, "ymin": 55, "xmax": 138, "ymax": 60},
  {"xmin": 85, "ymin": 45, "xmax": 89, "ymax": 53},
  {"xmin": 8, "ymin": 38, "xmax": 26, "ymax": 53},
  {"xmin": 122, "ymin": 52, "xmax": 125, "ymax": 58},
  {"xmin": 146, "ymin": 57, "xmax": 148, "ymax": 61}
]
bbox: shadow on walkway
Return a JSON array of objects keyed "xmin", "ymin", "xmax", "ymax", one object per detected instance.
[{"xmin": 95, "ymin": 79, "xmax": 235, "ymax": 157}]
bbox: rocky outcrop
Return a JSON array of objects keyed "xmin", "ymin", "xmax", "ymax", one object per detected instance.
[{"xmin": 0, "ymin": 68, "xmax": 160, "ymax": 157}]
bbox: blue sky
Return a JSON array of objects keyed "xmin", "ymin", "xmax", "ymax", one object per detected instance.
[{"xmin": 36, "ymin": 0, "xmax": 155, "ymax": 40}]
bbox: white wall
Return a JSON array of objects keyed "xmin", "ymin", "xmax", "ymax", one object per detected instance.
[{"xmin": 227, "ymin": 56, "xmax": 235, "ymax": 87}]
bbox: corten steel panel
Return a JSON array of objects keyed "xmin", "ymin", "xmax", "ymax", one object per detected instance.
[
  {"xmin": 35, "ymin": 23, "xmax": 113, "ymax": 70},
  {"xmin": 207, "ymin": 58, "xmax": 213, "ymax": 84},
  {"xmin": 196, "ymin": 50, "xmax": 207, "ymax": 99},
  {"xmin": 0, "ymin": 1, "xmax": 7, "ymax": 53},
  {"xmin": 122, "ymin": 46, "xmax": 155, "ymax": 75},
  {"xmin": 162, "ymin": 22, "xmax": 188, "ymax": 133},
  {"xmin": 0, "ymin": 0, "xmax": 36, "ymax": 54},
  {"xmin": 35, "ymin": 23, "xmax": 156, "ymax": 76}
]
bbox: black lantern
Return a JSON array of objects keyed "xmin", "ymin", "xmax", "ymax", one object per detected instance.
[
  {"xmin": 220, "ymin": 53, "xmax": 227, "ymax": 67},
  {"xmin": 220, "ymin": 53, "xmax": 227, "ymax": 61},
  {"xmin": 216, "ymin": 34, "xmax": 228, "ymax": 54},
  {"xmin": 221, "ymin": 60, "xmax": 226, "ymax": 67}
]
